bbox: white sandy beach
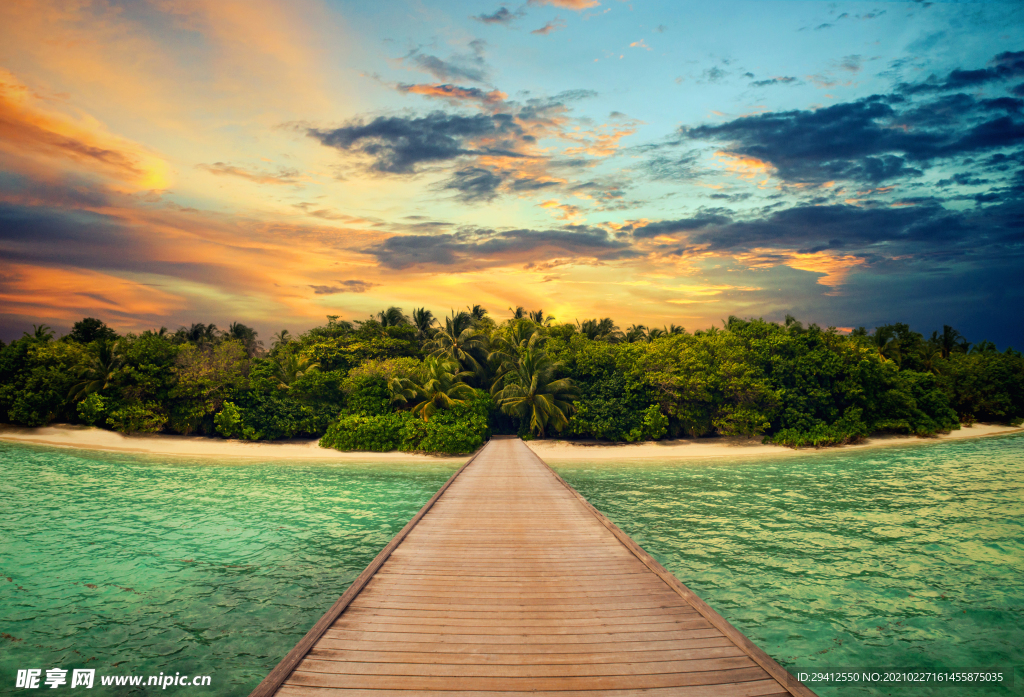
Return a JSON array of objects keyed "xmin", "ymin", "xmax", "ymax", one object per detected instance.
[
  {"xmin": 0, "ymin": 424, "xmax": 465, "ymax": 462},
  {"xmin": 527, "ymin": 423, "xmax": 1023, "ymax": 461},
  {"xmin": 0, "ymin": 422, "xmax": 1020, "ymax": 462}
]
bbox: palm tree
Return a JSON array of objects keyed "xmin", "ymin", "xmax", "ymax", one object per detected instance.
[
  {"xmin": 69, "ymin": 341, "xmax": 123, "ymax": 400},
  {"xmin": 467, "ymin": 305, "xmax": 489, "ymax": 322},
  {"xmin": 412, "ymin": 308, "xmax": 436, "ymax": 341},
  {"xmin": 667, "ymin": 324, "xmax": 686, "ymax": 335},
  {"xmin": 491, "ymin": 346, "xmax": 576, "ymax": 438},
  {"xmin": 271, "ymin": 329, "xmax": 292, "ymax": 350},
  {"xmin": 576, "ymin": 318, "xmax": 623, "ymax": 343},
  {"xmin": 227, "ymin": 322, "xmax": 263, "ymax": 357},
  {"xmin": 871, "ymin": 326, "xmax": 896, "ymax": 362},
  {"xmin": 376, "ymin": 307, "xmax": 410, "ymax": 327},
  {"xmin": 528, "ymin": 309, "xmax": 554, "ymax": 326},
  {"xmin": 273, "ymin": 353, "xmax": 319, "ymax": 388},
  {"xmin": 180, "ymin": 322, "xmax": 219, "ymax": 345},
  {"xmin": 509, "ymin": 306, "xmax": 527, "ymax": 320},
  {"xmin": 24, "ymin": 324, "xmax": 55, "ymax": 343},
  {"xmin": 625, "ymin": 324, "xmax": 648, "ymax": 343},
  {"xmin": 490, "ymin": 321, "xmax": 544, "ymax": 375},
  {"xmin": 427, "ymin": 310, "xmax": 489, "ymax": 375},
  {"xmin": 389, "ymin": 356, "xmax": 476, "ymax": 421},
  {"xmin": 647, "ymin": 327, "xmax": 666, "ymax": 340},
  {"xmin": 970, "ymin": 340, "xmax": 998, "ymax": 355},
  {"xmin": 930, "ymin": 325, "xmax": 968, "ymax": 359}
]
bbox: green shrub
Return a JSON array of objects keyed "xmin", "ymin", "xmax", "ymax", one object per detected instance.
[
  {"xmin": 77, "ymin": 393, "xmax": 107, "ymax": 426},
  {"xmin": 320, "ymin": 390, "xmax": 492, "ymax": 455},
  {"xmin": 214, "ymin": 400, "xmax": 244, "ymax": 438},
  {"xmin": 320, "ymin": 411, "xmax": 415, "ymax": 452},
  {"xmin": 107, "ymin": 402, "xmax": 167, "ymax": 434}
]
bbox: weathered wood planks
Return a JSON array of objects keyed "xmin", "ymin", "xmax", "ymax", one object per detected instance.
[{"xmin": 250, "ymin": 437, "xmax": 816, "ymax": 697}]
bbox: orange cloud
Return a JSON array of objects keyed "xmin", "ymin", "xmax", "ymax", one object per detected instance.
[
  {"xmin": 400, "ymin": 83, "xmax": 507, "ymax": 105},
  {"xmin": 539, "ymin": 200, "xmax": 584, "ymax": 221},
  {"xmin": 731, "ymin": 249, "xmax": 866, "ymax": 291},
  {"xmin": 0, "ymin": 264, "xmax": 183, "ymax": 324},
  {"xmin": 714, "ymin": 151, "xmax": 774, "ymax": 181},
  {"xmin": 0, "ymin": 69, "xmax": 171, "ymax": 191}
]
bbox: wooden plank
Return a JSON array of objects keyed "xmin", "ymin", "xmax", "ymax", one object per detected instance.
[
  {"xmin": 284, "ymin": 665, "xmax": 771, "ymax": 690},
  {"xmin": 304, "ymin": 644, "xmax": 745, "ymax": 665},
  {"xmin": 276, "ymin": 683, "xmax": 792, "ymax": 697},
  {"xmin": 253, "ymin": 438, "xmax": 816, "ymax": 697},
  {"xmin": 295, "ymin": 655, "xmax": 757, "ymax": 677}
]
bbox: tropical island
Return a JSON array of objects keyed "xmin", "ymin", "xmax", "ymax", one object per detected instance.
[{"xmin": 1, "ymin": 309, "xmax": 1022, "ymax": 456}]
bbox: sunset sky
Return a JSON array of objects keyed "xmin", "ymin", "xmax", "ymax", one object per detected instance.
[{"xmin": 1, "ymin": 0, "xmax": 1022, "ymax": 346}]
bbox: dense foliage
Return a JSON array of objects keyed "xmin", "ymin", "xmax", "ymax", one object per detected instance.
[{"xmin": 1, "ymin": 310, "xmax": 1021, "ymax": 453}]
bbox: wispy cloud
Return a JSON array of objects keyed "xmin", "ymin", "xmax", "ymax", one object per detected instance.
[
  {"xmin": 309, "ymin": 280, "xmax": 377, "ymax": 294},
  {"xmin": 532, "ymin": 18, "xmax": 567, "ymax": 35},
  {"xmin": 197, "ymin": 162, "xmax": 300, "ymax": 185},
  {"xmin": 472, "ymin": 7, "xmax": 521, "ymax": 25}
]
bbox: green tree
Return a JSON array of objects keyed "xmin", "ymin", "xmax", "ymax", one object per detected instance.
[
  {"xmin": 390, "ymin": 356, "xmax": 476, "ymax": 421},
  {"xmin": 491, "ymin": 346, "xmax": 576, "ymax": 438},
  {"xmin": 67, "ymin": 318, "xmax": 117, "ymax": 344},
  {"xmin": 576, "ymin": 318, "xmax": 623, "ymax": 343},
  {"xmin": 226, "ymin": 322, "xmax": 263, "ymax": 357},
  {"xmin": 411, "ymin": 308, "xmax": 436, "ymax": 342},
  {"xmin": 23, "ymin": 324, "xmax": 55, "ymax": 343},
  {"xmin": 376, "ymin": 306, "xmax": 410, "ymax": 327},
  {"xmin": 427, "ymin": 311, "xmax": 489, "ymax": 375},
  {"xmin": 273, "ymin": 352, "xmax": 319, "ymax": 388},
  {"xmin": 69, "ymin": 340, "xmax": 123, "ymax": 401},
  {"xmin": 170, "ymin": 341, "xmax": 249, "ymax": 434}
]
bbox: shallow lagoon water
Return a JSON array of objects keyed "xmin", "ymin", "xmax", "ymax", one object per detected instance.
[
  {"xmin": 1, "ymin": 435, "xmax": 1022, "ymax": 695},
  {"xmin": 553, "ymin": 433, "xmax": 1024, "ymax": 696},
  {"xmin": 0, "ymin": 443, "xmax": 457, "ymax": 694}
]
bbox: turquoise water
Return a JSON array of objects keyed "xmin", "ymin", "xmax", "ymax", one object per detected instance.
[
  {"xmin": 553, "ymin": 433, "xmax": 1024, "ymax": 696},
  {"xmin": 0, "ymin": 443, "xmax": 457, "ymax": 694},
  {"xmin": 2, "ymin": 436, "xmax": 1022, "ymax": 696}
]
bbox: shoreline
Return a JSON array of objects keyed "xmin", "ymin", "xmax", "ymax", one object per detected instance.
[
  {"xmin": 0, "ymin": 422, "xmax": 1020, "ymax": 462},
  {"xmin": 527, "ymin": 423, "xmax": 1023, "ymax": 461},
  {"xmin": 0, "ymin": 424, "xmax": 465, "ymax": 462}
]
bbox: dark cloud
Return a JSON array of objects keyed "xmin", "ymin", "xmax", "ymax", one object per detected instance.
[
  {"xmin": 369, "ymin": 227, "xmax": 639, "ymax": 270},
  {"xmin": 750, "ymin": 76, "xmax": 800, "ymax": 88},
  {"xmin": 511, "ymin": 177, "xmax": 560, "ymax": 191},
  {"xmin": 310, "ymin": 280, "xmax": 376, "ymax": 294},
  {"xmin": 684, "ymin": 73, "xmax": 1024, "ymax": 184},
  {"xmin": 936, "ymin": 172, "xmax": 988, "ymax": 188},
  {"xmin": 898, "ymin": 50, "xmax": 1024, "ymax": 94},
  {"xmin": 473, "ymin": 7, "xmax": 519, "ymax": 24},
  {"xmin": 442, "ymin": 166, "xmax": 504, "ymax": 201},
  {"xmin": 308, "ymin": 111, "xmax": 525, "ymax": 174},
  {"xmin": 0, "ymin": 203, "xmax": 225, "ymax": 284},
  {"xmin": 638, "ymin": 197, "xmax": 1024, "ymax": 262},
  {"xmin": 630, "ymin": 213, "xmax": 732, "ymax": 238}
]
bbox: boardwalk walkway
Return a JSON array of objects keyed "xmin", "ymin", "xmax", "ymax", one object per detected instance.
[{"xmin": 251, "ymin": 437, "xmax": 815, "ymax": 697}]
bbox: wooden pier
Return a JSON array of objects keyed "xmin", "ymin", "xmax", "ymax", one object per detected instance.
[{"xmin": 250, "ymin": 437, "xmax": 816, "ymax": 696}]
